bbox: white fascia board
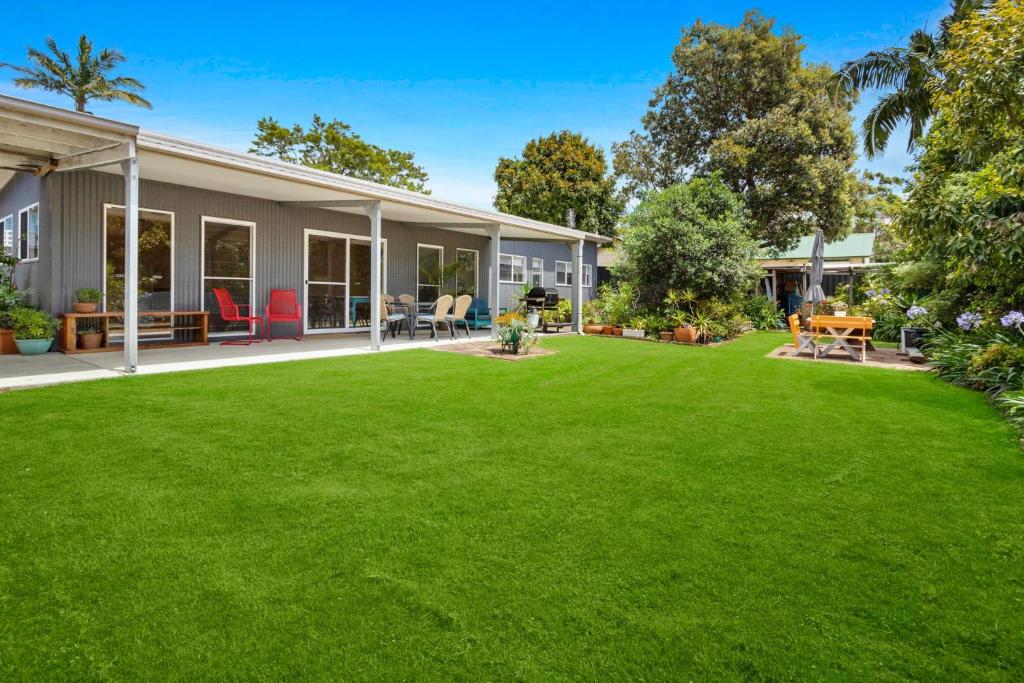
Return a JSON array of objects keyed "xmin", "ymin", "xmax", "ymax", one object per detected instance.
[{"xmin": 136, "ymin": 130, "xmax": 610, "ymax": 244}]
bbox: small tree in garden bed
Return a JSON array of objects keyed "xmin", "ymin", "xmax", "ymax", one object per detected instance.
[{"xmin": 616, "ymin": 176, "xmax": 760, "ymax": 306}]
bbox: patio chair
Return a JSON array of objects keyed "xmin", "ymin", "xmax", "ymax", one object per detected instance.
[
  {"xmin": 212, "ymin": 288, "xmax": 263, "ymax": 345},
  {"xmin": 447, "ymin": 294, "xmax": 473, "ymax": 337},
  {"xmin": 380, "ymin": 299, "xmax": 407, "ymax": 339},
  {"xmin": 398, "ymin": 293, "xmax": 415, "ymax": 305},
  {"xmin": 265, "ymin": 289, "xmax": 302, "ymax": 341},
  {"xmin": 415, "ymin": 294, "xmax": 454, "ymax": 340},
  {"xmin": 788, "ymin": 313, "xmax": 815, "ymax": 357},
  {"xmin": 464, "ymin": 297, "xmax": 492, "ymax": 329},
  {"xmin": 382, "ymin": 293, "xmax": 395, "ymax": 303}
]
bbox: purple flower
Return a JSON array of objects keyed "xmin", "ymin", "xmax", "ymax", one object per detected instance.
[
  {"xmin": 956, "ymin": 312, "xmax": 982, "ymax": 331},
  {"xmin": 865, "ymin": 289, "xmax": 877, "ymax": 297},
  {"xmin": 907, "ymin": 305, "xmax": 928, "ymax": 320},
  {"xmin": 882, "ymin": 288, "xmax": 891, "ymax": 295},
  {"xmin": 1001, "ymin": 311, "xmax": 1024, "ymax": 329}
]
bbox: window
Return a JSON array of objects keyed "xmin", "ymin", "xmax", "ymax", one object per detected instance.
[
  {"xmin": 105, "ymin": 206, "xmax": 174, "ymax": 312},
  {"xmin": 1, "ymin": 215, "xmax": 12, "ymax": 256},
  {"xmin": 18, "ymin": 204, "xmax": 39, "ymax": 261},
  {"xmin": 203, "ymin": 217, "xmax": 254, "ymax": 334},
  {"xmin": 531, "ymin": 257, "xmax": 544, "ymax": 287},
  {"xmin": 455, "ymin": 248, "xmax": 478, "ymax": 296},
  {"xmin": 581, "ymin": 263, "xmax": 593, "ymax": 288},
  {"xmin": 555, "ymin": 260, "xmax": 572, "ymax": 287},
  {"xmin": 417, "ymin": 244, "xmax": 443, "ymax": 301},
  {"xmin": 499, "ymin": 253, "xmax": 526, "ymax": 284}
]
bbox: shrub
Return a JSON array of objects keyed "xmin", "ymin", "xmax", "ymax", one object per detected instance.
[
  {"xmin": 8, "ymin": 307, "xmax": 60, "ymax": 340},
  {"xmin": 742, "ymin": 295, "xmax": 783, "ymax": 330},
  {"xmin": 616, "ymin": 177, "xmax": 761, "ymax": 304}
]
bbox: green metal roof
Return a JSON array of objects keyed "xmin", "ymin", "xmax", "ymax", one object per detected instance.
[{"xmin": 761, "ymin": 232, "xmax": 875, "ymax": 260}]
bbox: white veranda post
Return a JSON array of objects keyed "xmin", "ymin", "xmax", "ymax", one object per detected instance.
[
  {"xmin": 574, "ymin": 238, "xmax": 584, "ymax": 334},
  {"xmin": 487, "ymin": 224, "xmax": 501, "ymax": 339},
  {"xmin": 367, "ymin": 200, "xmax": 382, "ymax": 351},
  {"xmin": 121, "ymin": 142, "xmax": 139, "ymax": 373}
]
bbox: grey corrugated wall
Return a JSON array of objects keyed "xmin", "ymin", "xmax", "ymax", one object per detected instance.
[
  {"xmin": 46, "ymin": 170, "xmax": 496, "ymax": 318},
  {"xmin": 496, "ymin": 239, "xmax": 598, "ymax": 312},
  {"xmin": 0, "ymin": 171, "xmax": 49, "ymax": 307}
]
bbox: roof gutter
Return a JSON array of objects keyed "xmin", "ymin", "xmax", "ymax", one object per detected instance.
[{"xmin": 137, "ymin": 130, "xmax": 610, "ymax": 244}]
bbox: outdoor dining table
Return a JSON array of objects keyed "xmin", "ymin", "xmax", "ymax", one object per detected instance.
[
  {"xmin": 388, "ymin": 301, "xmax": 437, "ymax": 340},
  {"xmin": 810, "ymin": 315, "xmax": 875, "ymax": 362}
]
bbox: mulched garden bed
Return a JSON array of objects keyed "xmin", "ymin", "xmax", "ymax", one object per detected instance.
[{"xmin": 431, "ymin": 340, "xmax": 558, "ymax": 362}]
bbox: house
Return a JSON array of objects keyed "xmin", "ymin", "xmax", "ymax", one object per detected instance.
[
  {"xmin": 0, "ymin": 95, "xmax": 607, "ymax": 372},
  {"xmin": 758, "ymin": 232, "xmax": 879, "ymax": 316}
]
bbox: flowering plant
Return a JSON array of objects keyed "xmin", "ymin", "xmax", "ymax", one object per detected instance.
[
  {"xmin": 906, "ymin": 305, "xmax": 928, "ymax": 320},
  {"xmin": 956, "ymin": 312, "xmax": 983, "ymax": 331},
  {"xmin": 1001, "ymin": 310, "xmax": 1024, "ymax": 331}
]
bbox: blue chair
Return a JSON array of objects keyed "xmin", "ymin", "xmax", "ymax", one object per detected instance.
[{"xmin": 465, "ymin": 297, "xmax": 492, "ymax": 329}]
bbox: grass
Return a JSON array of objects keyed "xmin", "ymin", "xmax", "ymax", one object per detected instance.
[{"xmin": 1, "ymin": 332, "xmax": 1022, "ymax": 680}]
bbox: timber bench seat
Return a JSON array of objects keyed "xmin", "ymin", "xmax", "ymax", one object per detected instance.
[{"xmin": 59, "ymin": 310, "xmax": 209, "ymax": 354}]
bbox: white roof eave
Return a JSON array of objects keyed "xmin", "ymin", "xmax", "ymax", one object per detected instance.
[{"xmin": 137, "ymin": 130, "xmax": 610, "ymax": 244}]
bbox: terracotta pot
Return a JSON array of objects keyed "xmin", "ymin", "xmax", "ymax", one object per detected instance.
[
  {"xmin": 77, "ymin": 332, "xmax": 104, "ymax": 350},
  {"xmin": 674, "ymin": 326, "xmax": 697, "ymax": 343},
  {"xmin": 583, "ymin": 324, "xmax": 604, "ymax": 335},
  {"xmin": 0, "ymin": 328, "xmax": 16, "ymax": 354},
  {"xmin": 659, "ymin": 331, "xmax": 673, "ymax": 342},
  {"xmin": 612, "ymin": 327, "xmax": 623, "ymax": 336},
  {"xmin": 602, "ymin": 325, "xmax": 613, "ymax": 335},
  {"xmin": 73, "ymin": 302, "xmax": 98, "ymax": 314}
]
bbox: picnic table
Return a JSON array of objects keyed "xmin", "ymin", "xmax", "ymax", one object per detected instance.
[{"xmin": 810, "ymin": 315, "xmax": 874, "ymax": 362}]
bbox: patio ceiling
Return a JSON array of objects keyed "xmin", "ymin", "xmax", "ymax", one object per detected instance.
[{"xmin": 0, "ymin": 95, "xmax": 138, "ymax": 182}]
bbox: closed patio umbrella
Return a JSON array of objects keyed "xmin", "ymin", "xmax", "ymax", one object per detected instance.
[{"xmin": 806, "ymin": 228, "xmax": 826, "ymax": 318}]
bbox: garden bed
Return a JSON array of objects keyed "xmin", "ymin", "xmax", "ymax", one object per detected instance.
[{"xmin": 431, "ymin": 340, "xmax": 558, "ymax": 361}]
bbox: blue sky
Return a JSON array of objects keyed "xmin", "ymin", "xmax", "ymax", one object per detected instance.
[{"xmin": 0, "ymin": 0, "xmax": 947, "ymax": 208}]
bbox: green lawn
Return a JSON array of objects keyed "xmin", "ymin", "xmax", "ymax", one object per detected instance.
[{"xmin": 2, "ymin": 333, "xmax": 1022, "ymax": 680}]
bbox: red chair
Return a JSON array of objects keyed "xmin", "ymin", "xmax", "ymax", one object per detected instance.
[
  {"xmin": 212, "ymin": 288, "xmax": 263, "ymax": 345},
  {"xmin": 265, "ymin": 289, "xmax": 303, "ymax": 341}
]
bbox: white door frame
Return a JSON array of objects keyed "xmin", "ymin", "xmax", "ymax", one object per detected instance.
[{"xmin": 303, "ymin": 229, "xmax": 387, "ymax": 334}]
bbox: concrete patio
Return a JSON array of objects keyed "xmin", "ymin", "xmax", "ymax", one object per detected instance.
[{"xmin": 0, "ymin": 329, "xmax": 493, "ymax": 390}]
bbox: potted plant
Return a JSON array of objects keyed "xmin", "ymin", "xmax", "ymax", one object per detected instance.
[
  {"xmin": 665, "ymin": 289, "xmax": 699, "ymax": 343},
  {"xmin": 9, "ymin": 306, "xmax": 60, "ymax": 355},
  {"xmin": 0, "ymin": 254, "xmax": 27, "ymax": 354},
  {"xmin": 77, "ymin": 325, "xmax": 104, "ymax": 350},
  {"xmin": 689, "ymin": 310, "xmax": 718, "ymax": 344},
  {"xmin": 73, "ymin": 287, "xmax": 103, "ymax": 313},
  {"xmin": 623, "ymin": 317, "xmax": 646, "ymax": 339},
  {"xmin": 831, "ymin": 299, "xmax": 848, "ymax": 317}
]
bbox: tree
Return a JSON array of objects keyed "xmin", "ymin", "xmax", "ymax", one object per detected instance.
[
  {"xmin": 0, "ymin": 35, "xmax": 150, "ymax": 113},
  {"xmin": 616, "ymin": 176, "xmax": 760, "ymax": 304},
  {"xmin": 613, "ymin": 11, "xmax": 857, "ymax": 251},
  {"xmin": 493, "ymin": 131, "xmax": 623, "ymax": 237},
  {"xmin": 850, "ymin": 171, "xmax": 905, "ymax": 262},
  {"xmin": 898, "ymin": 0, "xmax": 1024, "ymax": 310},
  {"xmin": 250, "ymin": 115, "xmax": 429, "ymax": 193},
  {"xmin": 832, "ymin": 0, "xmax": 989, "ymax": 158}
]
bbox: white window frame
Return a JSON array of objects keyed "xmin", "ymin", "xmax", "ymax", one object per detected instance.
[
  {"xmin": 102, "ymin": 203, "xmax": 175, "ymax": 312},
  {"xmin": 416, "ymin": 243, "xmax": 444, "ymax": 301},
  {"xmin": 1, "ymin": 214, "xmax": 12, "ymax": 257},
  {"xmin": 303, "ymin": 229, "xmax": 388, "ymax": 333},
  {"xmin": 17, "ymin": 203, "xmax": 39, "ymax": 262},
  {"xmin": 201, "ymin": 216, "xmax": 256, "ymax": 337},
  {"xmin": 455, "ymin": 247, "xmax": 479, "ymax": 295},
  {"xmin": 531, "ymin": 257, "xmax": 544, "ymax": 287},
  {"xmin": 555, "ymin": 260, "xmax": 573, "ymax": 287},
  {"xmin": 499, "ymin": 253, "xmax": 526, "ymax": 284},
  {"xmin": 581, "ymin": 263, "xmax": 593, "ymax": 288}
]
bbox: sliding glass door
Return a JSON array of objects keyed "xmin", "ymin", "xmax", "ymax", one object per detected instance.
[
  {"xmin": 304, "ymin": 230, "xmax": 385, "ymax": 333},
  {"xmin": 105, "ymin": 206, "xmax": 173, "ymax": 312}
]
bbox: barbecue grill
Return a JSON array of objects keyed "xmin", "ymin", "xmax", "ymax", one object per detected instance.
[{"xmin": 523, "ymin": 286, "xmax": 559, "ymax": 310}]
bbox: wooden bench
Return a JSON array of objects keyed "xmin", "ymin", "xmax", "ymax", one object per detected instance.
[
  {"xmin": 787, "ymin": 313, "xmax": 816, "ymax": 356},
  {"xmin": 59, "ymin": 310, "xmax": 209, "ymax": 354},
  {"xmin": 810, "ymin": 315, "xmax": 874, "ymax": 362}
]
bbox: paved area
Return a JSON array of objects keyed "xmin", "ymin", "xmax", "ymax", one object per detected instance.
[
  {"xmin": 0, "ymin": 330, "xmax": 493, "ymax": 390},
  {"xmin": 766, "ymin": 344, "xmax": 930, "ymax": 371}
]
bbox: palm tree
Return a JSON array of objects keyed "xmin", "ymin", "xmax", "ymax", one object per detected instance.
[
  {"xmin": 833, "ymin": 0, "xmax": 987, "ymax": 158},
  {"xmin": 1, "ymin": 35, "xmax": 151, "ymax": 113}
]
